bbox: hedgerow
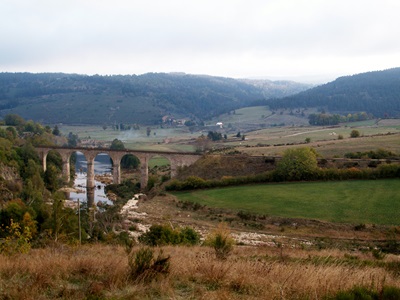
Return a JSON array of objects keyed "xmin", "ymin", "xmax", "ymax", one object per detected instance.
[{"xmin": 165, "ymin": 164, "xmax": 400, "ymax": 191}]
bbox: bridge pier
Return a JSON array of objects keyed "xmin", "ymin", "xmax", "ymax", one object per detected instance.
[
  {"xmin": 86, "ymin": 157, "xmax": 95, "ymax": 189},
  {"xmin": 41, "ymin": 153, "xmax": 47, "ymax": 172},
  {"xmin": 108, "ymin": 153, "xmax": 122, "ymax": 185},
  {"xmin": 86, "ymin": 156, "xmax": 95, "ymax": 207},
  {"xmin": 61, "ymin": 154, "xmax": 71, "ymax": 183},
  {"xmin": 112, "ymin": 162, "xmax": 121, "ymax": 184},
  {"xmin": 140, "ymin": 156, "xmax": 149, "ymax": 189}
]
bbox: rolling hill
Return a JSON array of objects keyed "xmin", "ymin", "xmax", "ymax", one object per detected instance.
[
  {"xmin": 265, "ymin": 67, "xmax": 400, "ymax": 118},
  {"xmin": 0, "ymin": 72, "xmax": 310, "ymax": 125}
]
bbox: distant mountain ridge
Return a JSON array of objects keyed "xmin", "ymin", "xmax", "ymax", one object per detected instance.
[
  {"xmin": 0, "ymin": 72, "xmax": 310, "ymax": 125},
  {"xmin": 266, "ymin": 67, "xmax": 400, "ymax": 118}
]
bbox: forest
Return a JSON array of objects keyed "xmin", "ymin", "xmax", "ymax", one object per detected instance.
[
  {"xmin": 0, "ymin": 72, "xmax": 308, "ymax": 125},
  {"xmin": 266, "ymin": 67, "xmax": 400, "ymax": 118}
]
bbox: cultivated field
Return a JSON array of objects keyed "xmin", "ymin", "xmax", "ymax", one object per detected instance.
[{"xmin": 59, "ymin": 109, "xmax": 400, "ymax": 157}]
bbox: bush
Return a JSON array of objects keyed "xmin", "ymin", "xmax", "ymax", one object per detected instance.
[
  {"xmin": 105, "ymin": 180, "xmax": 140, "ymax": 200},
  {"xmin": 179, "ymin": 227, "xmax": 201, "ymax": 245},
  {"xmin": 127, "ymin": 247, "xmax": 170, "ymax": 283},
  {"xmin": 275, "ymin": 147, "xmax": 319, "ymax": 181},
  {"xmin": 376, "ymin": 164, "xmax": 400, "ymax": 178},
  {"xmin": 350, "ymin": 130, "xmax": 360, "ymax": 138},
  {"xmin": 138, "ymin": 224, "xmax": 200, "ymax": 246},
  {"xmin": 204, "ymin": 223, "xmax": 235, "ymax": 260},
  {"xmin": 0, "ymin": 219, "xmax": 32, "ymax": 255},
  {"xmin": 327, "ymin": 285, "xmax": 400, "ymax": 300}
]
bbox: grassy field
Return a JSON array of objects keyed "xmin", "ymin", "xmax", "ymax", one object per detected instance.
[
  {"xmin": 173, "ymin": 179, "xmax": 400, "ymax": 225},
  {"xmin": 148, "ymin": 156, "xmax": 170, "ymax": 168},
  {"xmin": 238, "ymin": 132, "xmax": 400, "ymax": 157},
  {"xmin": 58, "ymin": 115, "xmax": 400, "ymax": 156},
  {"xmin": 60, "ymin": 124, "xmax": 197, "ymax": 152}
]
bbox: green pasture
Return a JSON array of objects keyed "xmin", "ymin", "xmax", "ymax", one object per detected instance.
[
  {"xmin": 208, "ymin": 106, "xmax": 272, "ymax": 124},
  {"xmin": 172, "ymin": 179, "xmax": 400, "ymax": 225},
  {"xmin": 148, "ymin": 156, "xmax": 170, "ymax": 168}
]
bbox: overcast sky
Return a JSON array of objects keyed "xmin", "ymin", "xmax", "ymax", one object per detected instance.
[{"xmin": 1, "ymin": 0, "xmax": 399, "ymax": 83}]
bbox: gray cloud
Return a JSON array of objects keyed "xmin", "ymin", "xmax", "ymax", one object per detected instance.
[{"xmin": 1, "ymin": 0, "xmax": 400, "ymax": 82}]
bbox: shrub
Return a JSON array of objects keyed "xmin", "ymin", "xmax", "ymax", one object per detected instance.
[
  {"xmin": 183, "ymin": 176, "xmax": 207, "ymax": 190},
  {"xmin": 350, "ymin": 129, "xmax": 360, "ymax": 138},
  {"xmin": 139, "ymin": 224, "xmax": 178, "ymax": 246},
  {"xmin": 376, "ymin": 164, "xmax": 400, "ymax": 178},
  {"xmin": 204, "ymin": 223, "xmax": 235, "ymax": 260},
  {"xmin": 275, "ymin": 147, "xmax": 319, "ymax": 181},
  {"xmin": 146, "ymin": 175, "xmax": 158, "ymax": 190},
  {"xmin": 328, "ymin": 286, "xmax": 376, "ymax": 299},
  {"xmin": 179, "ymin": 227, "xmax": 201, "ymax": 245},
  {"xmin": 327, "ymin": 286, "xmax": 400, "ymax": 300},
  {"xmin": 138, "ymin": 224, "xmax": 200, "ymax": 246},
  {"xmin": 165, "ymin": 179, "xmax": 183, "ymax": 191},
  {"xmin": 105, "ymin": 180, "xmax": 140, "ymax": 200},
  {"xmin": 237, "ymin": 210, "xmax": 256, "ymax": 221},
  {"xmin": 371, "ymin": 248, "xmax": 385, "ymax": 260},
  {"xmin": 127, "ymin": 247, "xmax": 170, "ymax": 283},
  {"xmin": 354, "ymin": 223, "xmax": 366, "ymax": 231},
  {"xmin": 0, "ymin": 219, "xmax": 32, "ymax": 255}
]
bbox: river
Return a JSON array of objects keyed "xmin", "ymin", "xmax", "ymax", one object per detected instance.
[{"xmin": 67, "ymin": 152, "xmax": 114, "ymax": 205}]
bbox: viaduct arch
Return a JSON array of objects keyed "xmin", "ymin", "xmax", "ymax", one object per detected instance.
[{"xmin": 35, "ymin": 146, "xmax": 202, "ymax": 194}]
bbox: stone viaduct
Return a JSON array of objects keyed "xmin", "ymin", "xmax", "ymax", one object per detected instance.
[{"xmin": 35, "ymin": 146, "xmax": 202, "ymax": 192}]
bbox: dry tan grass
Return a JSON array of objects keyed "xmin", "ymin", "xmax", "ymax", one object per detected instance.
[
  {"xmin": 1, "ymin": 243, "xmax": 399, "ymax": 299},
  {"xmin": 237, "ymin": 132, "xmax": 400, "ymax": 157}
]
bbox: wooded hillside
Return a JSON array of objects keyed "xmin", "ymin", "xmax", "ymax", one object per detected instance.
[
  {"xmin": 0, "ymin": 73, "xmax": 309, "ymax": 125},
  {"xmin": 266, "ymin": 68, "xmax": 400, "ymax": 118}
]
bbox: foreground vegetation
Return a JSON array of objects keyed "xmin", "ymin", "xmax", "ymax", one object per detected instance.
[
  {"xmin": 1, "ymin": 113, "xmax": 400, "ymax": 299},
  {"xmin": 1, "ymin": 243, "xmax": 400, "ymax": 300}
]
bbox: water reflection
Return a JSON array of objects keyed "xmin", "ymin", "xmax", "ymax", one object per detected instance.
[{"xmin": 68, "ymin": 153, "xmax": 114, "ymax": 205}]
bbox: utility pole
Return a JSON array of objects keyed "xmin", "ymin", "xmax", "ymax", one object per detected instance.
[{"xmin": 78, "ymin": 199, "xmax": 81, "ymax": 245}]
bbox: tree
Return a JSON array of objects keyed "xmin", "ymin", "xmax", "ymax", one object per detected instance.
[
  {"xmin": 121, "ymin": 154, "xmax": 140, "ymax": 170},
  {"xmin": 44, "ymin": 191, "xmax": 79, "ymax": 242},
  {"xmin": 184, "ymin": 120, "xmax": 196, "ymax": 127},
  {"xmin": 44, "ymin": 164, "xmax": 61, "ymax": 192},
  {"xmin": 5, "ymin": 127, "xmax": 17, "ymax": 140},
  {"xmin": 194, "ymin": 135, "xmax": 211, "ymax": 153},
  {"xmin": 110, "ymin": 138, "xmax": 125, "ymax": 150},
  {"xmin": 207, "ymin": 131, "xmax": 222, "ymax": 141},
  {"xmin": 350, "ymin": 130, "xmax": 360, "ymax": 138},
  {"xmin": 67, "ymin": 132, "xmax": 79, "ymax": 147},
  {"xmin": 4, "ymin": 114, "xmax": 25, "ymax": 126},
  {"xmin": 275, "ymin": 147, "xmax": 318, "ymax": 181},
  {"xmin": 52, "ymin": 125, "xmax": 60, "ymax": 136}
]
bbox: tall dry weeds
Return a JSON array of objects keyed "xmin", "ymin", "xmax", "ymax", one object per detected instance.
[{"xmin": 1, "ymin": 243, "xmax": 400, "ymax": 299}]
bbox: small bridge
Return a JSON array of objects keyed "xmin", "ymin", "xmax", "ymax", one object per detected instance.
[{"xmin": 35, "ymin": 146, "xmax": 202, "ymax": 192}]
